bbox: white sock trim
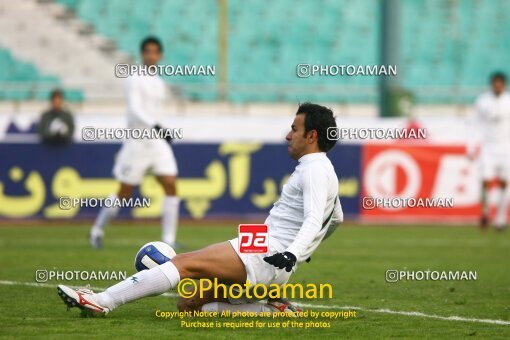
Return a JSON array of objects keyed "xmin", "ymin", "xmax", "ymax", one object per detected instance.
[{"xmin": 159, "ymin": 261, "xmax": 180, "ymax": 287}]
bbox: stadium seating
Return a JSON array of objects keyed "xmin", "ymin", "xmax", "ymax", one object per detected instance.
[
  {"xmin": 400, "ymin": 0, "xmax": 510, "ymax": 103},
  {"xmin": 0, "ymin": 48, "xmax": 83, "ymax": 101},
  {"xmin": 57, "ymin": 0, "xmax": 377, "ymax": 102},
  {"xmin": 51, "ymin": 0, "xmax": 510, "ymax": 103}
]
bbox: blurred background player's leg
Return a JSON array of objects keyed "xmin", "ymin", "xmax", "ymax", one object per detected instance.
[
  {"xmin": 494, "ymin": 154, "xmax": 510, "ymax": 230},
  {"xmin": 89, "ymin": 183, "xmax": 135, "ymax": 248},
  {"xmin": 480, "ymin": 181, "xmax": 490, "ymax": 229},
  {"xmin": 494, "ymin": 180, "xmax": 508, "ymax": 230},
  {"xmin": 494, "ymin": 157, "xmax": 509, "ymax": 230},
  {"xmin": 153, "ymin": 139, "xmax": 180, "ymax": 247},
  {"xmin": 480, "ymin": 148, "xmax": 509, "ymax": 230},
  {"xmin": 156, "ymin": 175, "xmax": 180, "ymax": 247},
  {"xmin": 89, "ymin": 141, "xmax": 149, "ymax": 249},
  {"xmin": 479, "ymin": 147, "xmax": 497, "ymax": 230}
]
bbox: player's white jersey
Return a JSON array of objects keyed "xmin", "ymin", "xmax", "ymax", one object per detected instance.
[
  {"xmin": 264, "ymin": 152, "xmax": 343, "ymax": 263},
  {"xmin": 124, "ymin": 73, "xmax": 166, "ymax": 130},
  {"xmin": 471, "ymin": 91, "xmax": 510, "ymax": 149}
]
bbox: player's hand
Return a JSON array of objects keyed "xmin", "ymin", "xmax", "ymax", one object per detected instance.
[
  {"xmin": 153, "ymin": 124, "xmax": 173, "ymax": 144},
  {"xmin": 263, "ymin": 251, "xmax": 297, "ymax": 272}
]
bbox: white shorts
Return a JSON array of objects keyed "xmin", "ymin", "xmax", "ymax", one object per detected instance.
[
  {"xmin": 479, "ymin": 146, "xmax": 510, "ymax": 181},
  {"xmin": 113, "ymin": 139, "xmax": 178, "ymax": 185},
  {"xmin": 227, "ymin": 237, "xmax": 293, "ymax": 304}
]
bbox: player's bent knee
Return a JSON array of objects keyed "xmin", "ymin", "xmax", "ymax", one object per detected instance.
[{"xmin": 172, "ymin": 253, "xmax": 203, "ymax": 279}]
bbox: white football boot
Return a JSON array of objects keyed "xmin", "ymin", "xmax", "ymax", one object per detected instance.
[{"xmin": 57, "ymin": 285, "xmax": 110, "ymax": 314}]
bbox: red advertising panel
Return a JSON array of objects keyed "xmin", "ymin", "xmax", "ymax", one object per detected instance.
[{"xmin": 361, "ymin": 144, "xmax": 484, "ymax": 222}]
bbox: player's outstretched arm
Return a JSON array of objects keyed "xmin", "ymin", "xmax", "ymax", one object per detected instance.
[
  {"xmin": 264, "ymin": 166, "xmax": 330, "ymax": 272},
  {"xmin": 284, "ymin": 166, "xmax": 329, "ymax": 260},
  {"xmin": 323, "ymin": 197, "xmax": 343, "ymax": 241}
]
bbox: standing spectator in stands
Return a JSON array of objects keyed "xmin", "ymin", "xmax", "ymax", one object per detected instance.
[
  {"xmin": 38, "ymin": 89, "xmax": 75, "ymax": 145},
  {"xmin": 467, "ymin": 72, "xmax": 510, "ymax": 230}
]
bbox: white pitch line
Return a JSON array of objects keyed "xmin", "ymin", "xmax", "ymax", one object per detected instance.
[
  {"xmin": 294, "ymin": 302, "xmax": 510, "ymax": 326},
  {"xmin": 0, "ymin": 279, "xmax": 180, "ymax": 297},
  {"xmin": 1, "ymin": 280, "xmax": 509, "ymax": 326}
]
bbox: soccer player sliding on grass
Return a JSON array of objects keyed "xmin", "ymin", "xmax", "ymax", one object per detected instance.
[{"xmin": 57, "ymin": 103, "xmax": 343, "ymax": 315}]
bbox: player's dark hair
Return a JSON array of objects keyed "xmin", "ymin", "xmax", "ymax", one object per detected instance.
[
  {"xmin": 296, "ymin": 102, "xmax": 337, "ymax": 152},
  {"xmin": 140, "ymin": 36, "xmax": 163, "ymax": 53},
  {"xmin": 490, "ymin": 71, "xmax": 506, "ymax": 84},
  {"xmin": 50, "ymin": 89, "xmax": 64, "ymax": 100}
]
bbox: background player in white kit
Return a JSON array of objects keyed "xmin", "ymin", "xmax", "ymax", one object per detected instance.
[
  {"xmin": 89, "ymin": 37, "xmax": 180, "ymax": 248},
  {"xmin": 467, "ymin": 72, "xmax": 510, "ymax": 230},
  {"xmin": 59, "ymin": 103, "xmax": 343, "ymax": 315}
]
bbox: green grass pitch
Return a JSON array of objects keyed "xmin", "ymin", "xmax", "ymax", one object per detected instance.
[{"xmin": 1, "ymin": 224, "xmax": 509, "ymax": 338}]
